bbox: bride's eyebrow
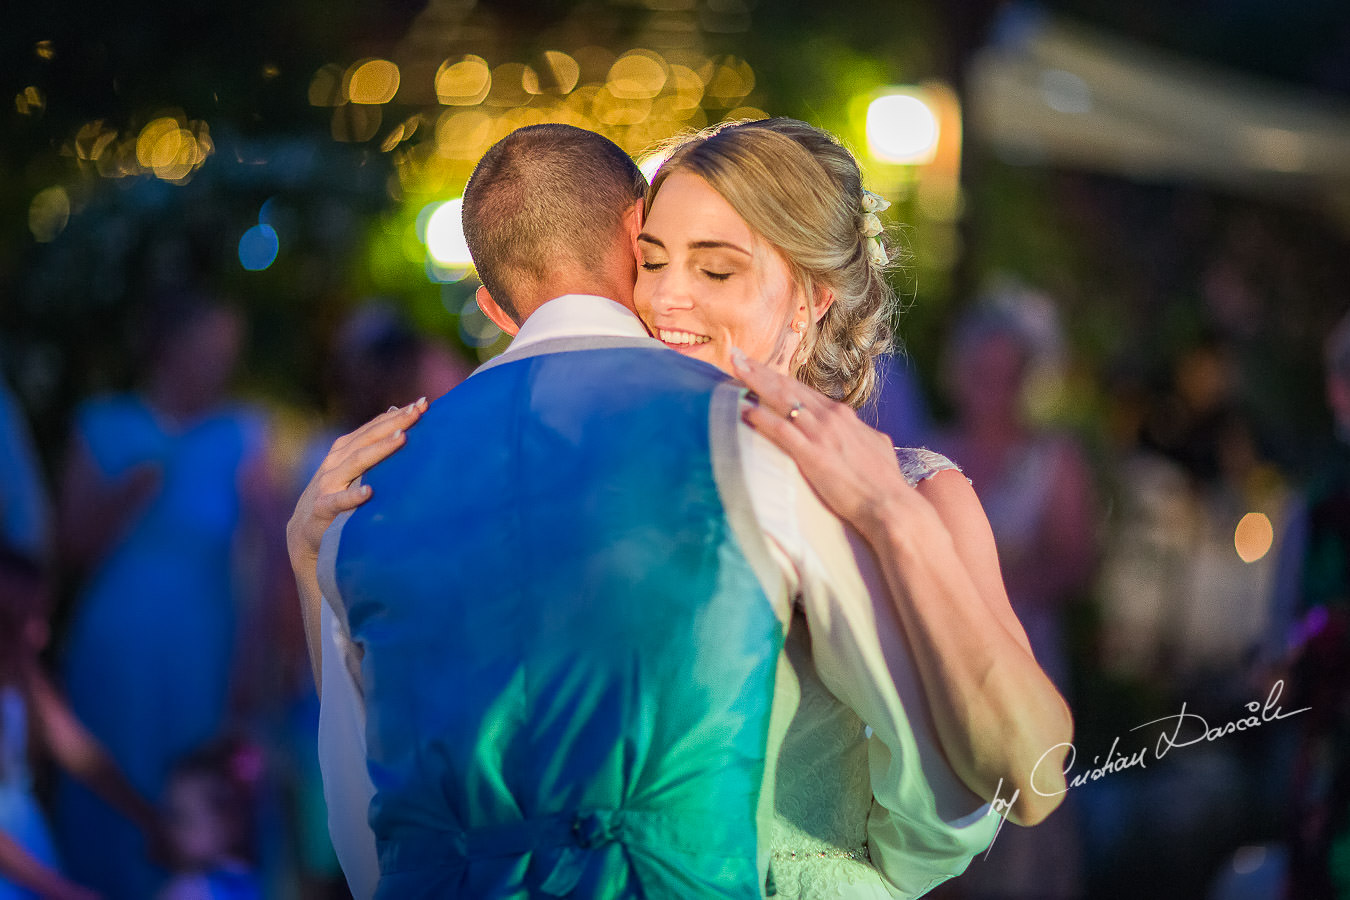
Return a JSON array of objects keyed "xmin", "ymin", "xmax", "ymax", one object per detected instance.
[
  {"xmin": 689, "ymin": 240, "xmax": 750, "ymax": 256},
  {"xmin": 637, "ymin": 233, "xmax": 750, "ymax": 256}
]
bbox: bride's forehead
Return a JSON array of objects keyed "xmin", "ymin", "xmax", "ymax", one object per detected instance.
[{"xmin": 650, "ymin": 172, "xmax": 754, "ymax": 239}]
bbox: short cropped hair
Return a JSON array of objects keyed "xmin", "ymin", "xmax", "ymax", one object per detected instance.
[{"xmin": 462, "ymin": 124, "xmax": 647, "ymax": 322}]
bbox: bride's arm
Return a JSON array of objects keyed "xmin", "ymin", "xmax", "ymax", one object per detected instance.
[
  {"xmin": 287, "ymin": 398, "xmax": 426, "ymax": 688},
  {"xmin": 734, "ymin": 351, "xmax": 1071, "ymax": 826}
]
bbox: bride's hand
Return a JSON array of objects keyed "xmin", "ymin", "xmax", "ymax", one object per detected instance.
[
  {"xmin": 732, "ymin": 349, "xmax": 911, "ymax": 536},
  {"xmin": 285, "ymin": 398, "xmax": 428, "ymax": 571}
]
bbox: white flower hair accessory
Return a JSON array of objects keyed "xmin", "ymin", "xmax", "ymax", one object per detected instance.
[
  {"xmin": 861, "ymin": 190, "xmax": 891, "ymax": 267},
  {"xmin": 866, "ymin": 237, "xmax": 890, "ymax": 268},
  {"xmin": 861, "ymin": 190, "xmax": 891, "ymax": 214}
]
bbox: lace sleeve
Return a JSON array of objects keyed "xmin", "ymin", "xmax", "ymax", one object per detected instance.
[{"xmin": 894, "ymin": 446, "xmax": 968, "ymax": 487}]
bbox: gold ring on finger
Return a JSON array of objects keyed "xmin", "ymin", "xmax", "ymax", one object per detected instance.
[{"xmin": 787, "ymin": 402, "xmax": 804, "ymax": 423}]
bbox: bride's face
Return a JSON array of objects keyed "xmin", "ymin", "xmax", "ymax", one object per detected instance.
[{"xmin": 634, "ymin": 171, "xmax": 806, "ymax": 375}]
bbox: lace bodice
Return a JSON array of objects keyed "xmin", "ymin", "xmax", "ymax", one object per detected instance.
[
  {"xmin": 895, "ymin": 446, "xmax": 964, "ymax": 488},
  {"xmin": 766, "ymin": 447, "xmax": 962, "ymax": 899},
  {"xmin": 768, "ymin": 618, "xmax": 882, "ymax": 898}
]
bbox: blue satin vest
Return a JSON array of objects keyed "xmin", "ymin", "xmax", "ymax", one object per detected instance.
[{"xmin": 321, "ymin": 337, "xmax": 785, "ymax": 898}]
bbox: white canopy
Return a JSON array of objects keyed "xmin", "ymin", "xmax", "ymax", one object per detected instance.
[{"xmin": 968, "ymin": 13, "xmax": 1350, "ymax": 219}]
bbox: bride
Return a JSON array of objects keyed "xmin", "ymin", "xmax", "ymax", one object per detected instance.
[{"xmin": 292, "ymin": 118, "xmax": 1071, "ymax": 898}]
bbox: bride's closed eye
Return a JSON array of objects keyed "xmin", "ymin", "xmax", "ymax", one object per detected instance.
[{"xmin": 641, "ymin": 261, "xmax": 666, "ymax": 272}]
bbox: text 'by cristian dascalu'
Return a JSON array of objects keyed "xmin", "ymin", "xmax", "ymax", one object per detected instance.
[{"xmin": 982, "ymin": 678, "xmax": 1309, "ymax": 852}]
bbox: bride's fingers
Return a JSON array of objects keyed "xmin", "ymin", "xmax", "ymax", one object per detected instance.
[
  {"xmin": 741, "ymin": 402, "xmax": 817, "ymax": 461},
  {"xmin": 323, "ymin": 428, "xmax": 408, "ymax": 489},
  {"xmin": 328, "ymin": 397, "xmax": 427, "ymax": 457},
  {"xmin": 730, "ymin": 349, "xmax": 828, "ymax": 424},
  {"xmin": 312, "ymin": 483, "xmax": 374, "ymax": 523}
]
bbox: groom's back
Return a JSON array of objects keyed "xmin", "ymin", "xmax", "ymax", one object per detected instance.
[{"xmin": 329, "ymin": 343, "xmax": 783, "ymax": 898}]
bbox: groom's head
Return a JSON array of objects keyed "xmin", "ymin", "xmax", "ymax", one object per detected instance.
[{"xmin": 463, "ymin": 124, "xmax": 647, "ymax": 332}]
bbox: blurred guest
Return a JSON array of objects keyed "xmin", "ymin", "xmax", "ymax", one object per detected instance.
[
  {"xmin": 0, "ymin": 545, "xmax": 161, "ymax": 900},
  {"xmin": 0, "ymin": 377, "xmax": 51, "ymax": 563},
  {"xmin": 1098, "ymin": 338, "xmax": 1286, "ymax": 683},
  {"xmin": 1264, "ymin": 310, "xmax": 1350, "ymax": 900},
  {"xmin": 54, "ymin": 292, "xmax": 270, "ymax": 900},
  {"xmin": 932, "ymin": 296, "xmax": 1097, "ymax": 899},
  {"xmin": 328, "ymin": 303, "xmax": 469, "ymax": 427},
  {"xmin": 159, "ymin": 740, "xmax": 261, "ymax": 900}
]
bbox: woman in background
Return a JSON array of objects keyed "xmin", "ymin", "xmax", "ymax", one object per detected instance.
[
  {"xmin": 932, "ymin": 298, "xmax": 1098, "ymax": 899},
  {"xmin": 56, "ymin": 293, "xmax": 272, "ymax": 900}
]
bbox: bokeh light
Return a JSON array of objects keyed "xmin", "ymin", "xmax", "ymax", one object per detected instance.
[
  {"xmin": 15, "ymin": 86, "xmax": 45, "ymax": 116},
  {"xmin": 638, "ymin": 152, "xmax": 669, "ymax": 181},
  {"xmin": 436, "ymin": 56, "xmax": 492, "ymax": 106},
  {"xmin": 1234, "ymin": 512, "xmax": 1274, "ymax": 563},
  {"xmin": 540, "ymin": 51, "xmax": 581, "ymax": 95},
  {"xmin": 28, "ymin": 186, "xmax": 70, "ymax": 242},
  {"xmin": 608, "ymin": 51, "xmax": 668, "ymax": 100},
  {"xmin": 308, "ymin": 64, "xmax": 346, "ymax": 107},
  {"xmin": 425, "ymin": 199, "xmax": 473, "ymax": 269},
  {"xmin": 128, "ymin": 114, "xmax": 211, "ymax": 182},
  {"xmin": 239, "ymin": 224, "xmax": 280, "ymax": 271},
  {"xmin": 347, "ymin": 59, "xmax": 401, "ymax": 104},
  {"xmin": 866, "ymin": 91, "xmax": 940, "ymax": 164}
]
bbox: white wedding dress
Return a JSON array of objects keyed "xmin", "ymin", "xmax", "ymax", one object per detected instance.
[{"xmin": 766, "ymin": 448, "xmax": 968, "ymax": 899}]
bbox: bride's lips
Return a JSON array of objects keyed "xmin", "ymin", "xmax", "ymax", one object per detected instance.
[{"xmin": 656, "ymin": 327, "xmax": 712, "ymax": 351}]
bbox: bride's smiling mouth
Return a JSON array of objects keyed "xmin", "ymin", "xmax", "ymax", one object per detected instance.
[{"xmin": 656, "ymin": 327, "xmax": 712, "ymax": 348}]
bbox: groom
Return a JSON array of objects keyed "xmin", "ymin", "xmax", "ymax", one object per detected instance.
[{"xmin": 290, "ymin": 124, "xmax": 998, "ymax": 898}]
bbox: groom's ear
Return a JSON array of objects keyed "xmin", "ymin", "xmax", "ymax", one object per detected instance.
[
  {"xmin": 476, "ymin": 285, "xmax": 520, "ymax": 336},
  {"xmin": 624, "ymin": 199, "xmax": 645, "ymax": 258}
]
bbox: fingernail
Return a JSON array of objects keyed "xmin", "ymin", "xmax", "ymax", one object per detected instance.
[
  {"xmin": 388, "ymin": 406, "xmax": 399, "ymax": 413},
  {"xmin": 730, "ymin": 346, "xmax": 749, "ymax": 370},
  {"xmin": 393, "ymin": 429, "xmax": 404, "ymax": 439},
  {"xmin": 740, "ymin": 409, "xmax": 756, "ymax": 428},
  {"xmin": 361, "ymin": 485, "xmax": 372, "ymax": 497},
  {"xmin": 744, "ymin": 390, "xmax": 759, "ymax": 406},
  {"xmin": 416, "ymin": 396, "xmax": 428, "ymax": 408}
]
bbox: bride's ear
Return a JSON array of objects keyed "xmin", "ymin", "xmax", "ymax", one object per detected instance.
[
  {"xmin": 811, "ymin": 286, "xmax": 836, "ymax": 322},
  {"xmin": 476, "ymin": 285, "xmax": 520, "ymax": 336}
]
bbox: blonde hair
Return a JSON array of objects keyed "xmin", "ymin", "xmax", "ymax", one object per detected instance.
[{"xmin": 646, "ymin": 118, "xmax": 898, "ymax": 407}]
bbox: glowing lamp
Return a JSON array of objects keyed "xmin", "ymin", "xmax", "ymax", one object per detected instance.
[
  {"xmin": 425, "ymin": 199, "xmax": 474, "ymax": 269},
  {"xmin": 866, "ymin": 92, "xmax": 940, "ymax": 165}
]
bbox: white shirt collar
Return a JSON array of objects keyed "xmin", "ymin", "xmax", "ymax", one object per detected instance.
[{"xmin": 508, "ymin": 294, "xmax": 654, "ymax": 351}]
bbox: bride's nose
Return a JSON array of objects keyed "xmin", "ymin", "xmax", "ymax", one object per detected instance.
[{"xmin": 644, "ymin": 267, "xmax": 695, "ymax": 315}]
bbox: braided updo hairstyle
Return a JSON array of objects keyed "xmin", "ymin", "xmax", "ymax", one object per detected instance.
[{"xmin": 646, "ymin": 118, "xmax": 898, "ymax": 408}]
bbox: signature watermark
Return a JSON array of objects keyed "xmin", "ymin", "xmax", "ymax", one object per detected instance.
[{"xmin": 983, "ymin": 679, "xmax": 1309, "ymax": 854}]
